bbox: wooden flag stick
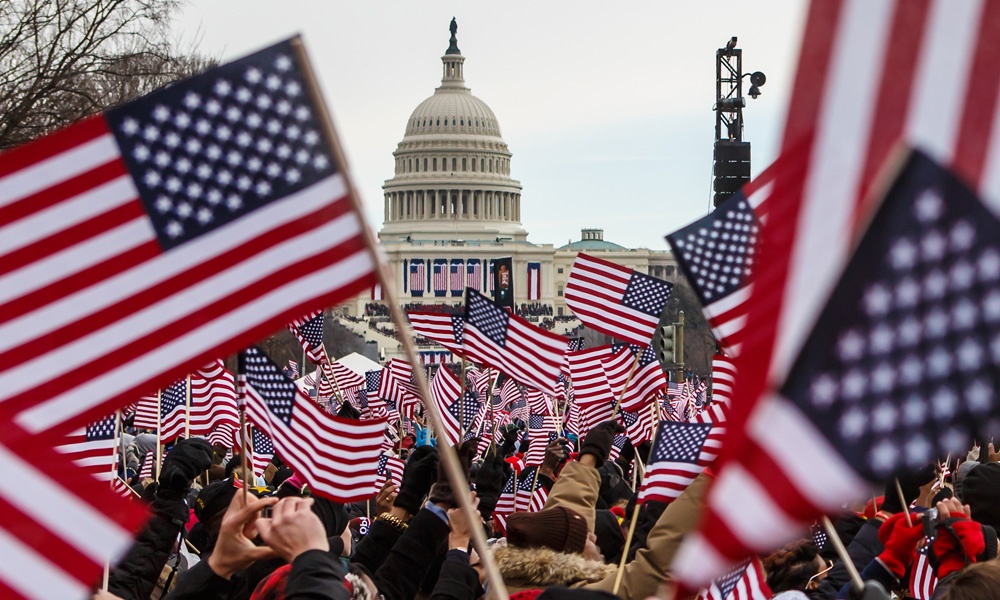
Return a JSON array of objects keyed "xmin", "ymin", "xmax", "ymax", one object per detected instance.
[
  {"xmin": 823, "ymin": 515, "xmax": 864, "ymax": 593},
  {"xmin": 613, "ymin": 395, "xmax": 663, "ymax": 595},
  {"xmin": 894, "ymin": 479, "xmax": 913, "ymax": 527},
  {"xmin": 155, "ymin": 388, "xmax": 162, "ymax": 483},
  {"xmin": 611, "ymin": 350, "xmax": 642, "ymax": 415},
  {"xmin": 321, "ymin": 348, "xmax": 346, "ymax": 407},
  {"xmin": 185, "ymin": 374, "xmax": 192, "ymax": 440},
  {"xmin": 293, "ymin": 39, "xmax": 508, "ymax": 599}
]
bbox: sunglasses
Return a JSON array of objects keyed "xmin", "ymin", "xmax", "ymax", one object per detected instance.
[{"xmin": 807, "ymin": 560, "xmax": 835, "ymax": 589}]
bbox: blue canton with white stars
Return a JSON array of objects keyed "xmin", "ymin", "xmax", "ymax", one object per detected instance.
[
  {"xmin": 365, "ymin": 370, "xmax": 382, "ymax": 394},
  {"xmin": 715, "ymin": 559, "xmax": 752, "ymax": 599},
  {"xmin": 241, "ymin": 346, "xmax": 298, "ymax": 426},
  {"xmin": 448, "ymin": 392, "xmax": 481, "ymax": 431},
  {"xmin": 298, "ymin": 313, "xmax": 325, "ymax": 349},
  {"xmin": 517, "ymin": 467, "xmax": 543, "ymax": 492},
  {"xmin": 780, "ymin": 152, "xmax": 1000, "ymax": 481},
  {"xmin": 252, "ymin": 427, "xmax": 274, "ymax": 455},
  {"xmin": 651, "ymin": 422, "xmax": 711, "ymax": 464},
  {"xmin": 107, "ymin": 40, "xmax": 336, "ymax": 251},
  {"xmin": 86, "ymin": 414, "xmax": 117, "ymax": 441},
  {"xmin": 451, "ymin": 315, "xmax": 465, "ymax": 345},
  {"xmin": 667, "ymin": 191, "xmax": 759, "ymax": 304},
  {"xmin": 161, "ymin": 380, "xmax": 186, "ymax": 418},
  {"xmin": 465, "ymin": 290, "xmax": 509, "ymax": 347},
  {"xmin": 621, "ymin": 271, "xmax": 673, "ymax": 317}
]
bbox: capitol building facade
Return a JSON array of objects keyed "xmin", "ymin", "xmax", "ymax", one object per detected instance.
[{"xmin": 344, "ymin": 22, "xmax": 676, "ymax": 356}]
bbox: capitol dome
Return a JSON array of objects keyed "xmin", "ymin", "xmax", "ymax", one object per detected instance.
[{"xmin": 379, "ymin": 19, "xmax": 526, "ymax": 242}]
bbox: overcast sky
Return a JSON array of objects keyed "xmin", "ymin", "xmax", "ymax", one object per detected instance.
[{"xmin": 175, "ymin": 2, "xmax": 807, "ymax": 250}]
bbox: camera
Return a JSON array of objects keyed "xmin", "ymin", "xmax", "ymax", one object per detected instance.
[{"xmin": 923, "ymin": 507, "xmax": 939, "ymax": 538}]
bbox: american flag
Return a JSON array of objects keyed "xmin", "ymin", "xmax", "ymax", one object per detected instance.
[
  {"xmin": 378, "ymin": 359, "xmax": 421, "ymax": 418},
  {"xmin": 55, "ymin": 414, "xmax": 118, "ymax": 481},
  {"xmin": 666, "ymin": 161, "xmax": 781, "ymax": 358},
  {"xmin": 466, "ymin": 261, "xmax": 482, "ymax": 291},
  {"xmin": 450, "ymin": 262, "xmax": 464, "ymax": 295},
  {"xmin": 515, "ymin": 466, "xmax": 549, "ymax": 512},
  {"xmin": 462, "ymin": 289, "xmax": 568, "ymax": 394},
  {"xmin": 524, "ymin": 387, "xmax": 552, "ymax": 416},
  {"xmin": 564, "ymin": 253, "xmax": 673, "ymax": 347},
  {"xmin": 0, "ymin": 427, "xmax": 148, "ymax": 599},
  {"xmin": 563, "ymin": 400, "xmax": 581, "ymax": 437},
  {"xmin": 241, "ymin": 346, "xmax": 385, "ymax": 502},
  {"xmin": 638, "ymin": 421, "xmax": 724, "ymax": 504},
  {"xmin": 135, "ymin": 379, "xmax": 186, "ymax": 443},
  {"xmin": 431, "ymin": 365, "xmax": 477, "ymax": 447},
  {"xmin": 567, "ymin": 345, "xmax": 631, "ymax": 435},
  {"xmin": 289, "ymin": 310, "xmax": 326, "ymax": 365},
  {"xmin": 619, "ymin": 408, "xmax": 654, "ymax": 446},
  {"xmin": 613, "ymin": 343, "xmax": 667, "ymax": 413},
  {"xmin": 608, "ymin": 433, "xmax": 630, "ymax": 463},
  {"xmin": 433, "ymin": 261, "xmax": 448, "ymax": 294},
  {"xmin": 910, "ymin": 543, "xmax": 938, "ymax": 600},
  {"xmin": 674, "ymin": 153, "xmax": 1000, "ymax": 582},
  {"xmin": 524, "ymin": 414, "xmax": 559, "ymax": 466},
  {"xmin": 509, "ymin": 397, "xmax": 529, "ymax": 424},
  {"xmin": 372, "ymin": 453, "xmax": 405, "ymax": 493},
  {"xmin": 317, "ymin": 360, "xmax": 365, "ymax": 400},
  {"xmin": 410, "ymin": 261, "xmax": 426, "ymax": 294},
  {"xmin": 287, "ymin": 359, "xmax": 300, "ymax": 379},
  {"xmin": 409, "ymin": 311, "xmax": 464, "ymax": 356},
  {"xmin": 499, "ymin": 377, "xmax": 521, "ymax": 408},
  {"xmin": 189, "ymin": 360, "xmax": 240, "ymax": 448},
  {"xmin": 711, "ymin": 355, "xmax": 736, "ymax": 412},
  {"xmin": 494, "ymin": 474, "xmax": 517, "ymax": 518},
  {"xmin": 138, "ymin": 449, "xmax": 161, "ymax": 480},
  {"xmin": 0, "ymin": 39, "xmax": 376, "ymax": 438},
  {"xmin": 697, "ymin": 558, "xmax": 771, "ymax": 600},
  {"xmin": 674, "ymin": 0, "xmax": 1000, "ymax": 587},
  {"xmin": 250, "ymin": 426, "xmax": 275, "ymax": 478},
  {"xmin": 469, "ymin": 367, "xmax": 494, "ymax": 399}
]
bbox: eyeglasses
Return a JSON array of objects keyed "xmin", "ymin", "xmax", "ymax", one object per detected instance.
[{"xmin": 807, "ymin": 560, "xmax": 835, "ymax": 589}]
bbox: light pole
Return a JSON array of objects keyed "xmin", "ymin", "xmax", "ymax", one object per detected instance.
[{"xmin": 713, "ymin": 36, "xmax": 766, "ymax": 208}]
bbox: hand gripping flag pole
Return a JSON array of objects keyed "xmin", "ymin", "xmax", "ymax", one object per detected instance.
[{"xmin": 289, "ymin": 39, "xmax": 509, "ymax": 600}]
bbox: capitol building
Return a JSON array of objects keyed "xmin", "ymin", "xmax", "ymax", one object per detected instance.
[{"xmin": 344, "ymin": 21, "xmax": 676, "ymax": 359}]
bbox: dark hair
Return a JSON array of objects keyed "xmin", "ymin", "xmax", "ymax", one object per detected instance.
[
  {"xmin": 938, "ymin": 560, "xmax": 1000, "ymax": 600},
  {"xmin": 762, "ymin": 539, "xmax": 821, "ymax": 593}
]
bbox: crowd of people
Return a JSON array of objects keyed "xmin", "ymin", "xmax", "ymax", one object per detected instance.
[
  {"xmin": 518, "ymin": 303, "xmax": 553, "ymax": 317},
  {"xmin": 364, "ymin": 303, "xmax": 391, "ymax": 317},
  {"xmin": 94, "ymin": 415, "xmax": 1000, "ymax": 600}
]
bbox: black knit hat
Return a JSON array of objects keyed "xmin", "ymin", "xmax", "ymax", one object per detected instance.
[
  {"xmin": 506, "ymin": 506, "xmax": 589, "ymax": 554},
  {"xmin": 961, "ymin": 462, "xmax": 1000, "ymax": 530}
]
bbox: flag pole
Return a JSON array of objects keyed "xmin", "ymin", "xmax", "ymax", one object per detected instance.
[
  {"xmin": 611, "ymin": 350, "xmax": 642, "ymax": 415},
  {"xmin": 236, "ymin": 356, "xmax": 249, "ymax": 504},
  {"xmin": 103, "ymin": 411, "xmax": 122, "ymax": 592},
  {"xmin": 290, "ymin": 37, "xmax": 508, "ymax": 600},
  {"xmin": 155, "ymin": 389, "xmax": 162, "ymax": 483},
  {"xmin": 185, "ymin": 374, "xmax": 192, "ymax": 440},
  {"xmin": 613, "ymin": 396, "xmax": 661, "ymax": 595},
  {"xmin": 322, "ymin": 349, "xmax": 346, "ymax": 407}
]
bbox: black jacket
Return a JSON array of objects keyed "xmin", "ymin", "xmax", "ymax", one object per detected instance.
[
  {"xmin": 164, "ymin": 550, "xmax": 348, "ymax": 600},
  {"xmin": 430, "ymin": 549, "xmax": 482, "ymax": 600},
  {"xmin": 108, "ymin": 495, "xmax": 188, "ymax": 600},
  {"xmin": 352, "ymin": 508, "xmax": 452, "ymax": 600}
]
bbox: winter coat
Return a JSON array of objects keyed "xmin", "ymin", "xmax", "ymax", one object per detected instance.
[
  {"xmin": 494, "ymin": 545, "xmax": 616, "ymax": 592},
  {"xmin": 352, "ymin": 507, "xmax": 451, "ymax": 600},
  {"xmin": 533, "ymin": 458, "xmax": 711, "ymax": 600},
  {"xmin": 430, "ymin": 549, "xmax": 483, "ymax": 600},
  {"xmin": 164, "ymin": 550, "xmax": 348, "ymax": 600}
]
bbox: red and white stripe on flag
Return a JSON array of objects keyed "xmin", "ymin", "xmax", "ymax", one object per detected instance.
[
  {"xmin": 0, "ymin": 426, "xmax": 148, "ymax": 599},
  {"xmin": 909, "ymin": 550, "xmax": 938, "ymax": 600},
  {"xmin": 564, "ymin": 253, "xmax": 672, "ymax": 346},
  {"xmin": 698, "ymin": 558, "xmax": 771, "ymax": 600},
  {"xmin": 674, "ymin": 0, "xmax": 1000, "ymax": 587},
  {"xmin": 189, "ymin": 360, "xmax": 239, "ymax": 447},
  {"xmin": 0, "ymin": 39, "xmax": 377, "ymax": 439},
  {"xmin": 431, "ymin": 365, "xmax": 464, "ymax": 447}
]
